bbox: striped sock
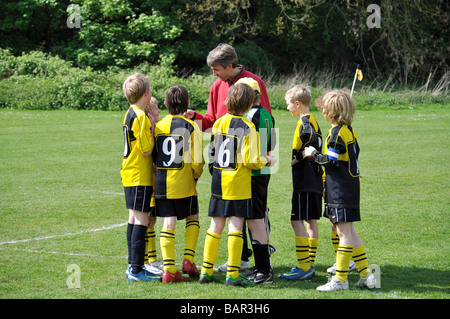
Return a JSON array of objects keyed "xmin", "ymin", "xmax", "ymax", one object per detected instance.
[
  {"xmin": 145, "ymin": 228, "xmax": 157, "ymax": 264},
  {"xmin": 335, "ymin": 244, "xmax": 353, "ymax": 283},
  {"xmin": 184, "ymin": 220, "xmax": 200, "ymax": 263},
  {"xmin": 201, "ymin": 230, "xmax": 221, "ymax": 276},
  {"xmin": 160, "ymin": 228, "xmax": 176, "ymax": 274},
  {"xmin": 352, "ymin": 245, "xmax": 370, "ymax": 278},
  {"xmin": 295, "ymin": 236, "xmax": 310, "ymax": 271},
  {"xmin": 331, "ymin": 229, "xmax": 339, "ymax": 253},
  {"xmin": 308, "ymin": 237, "xmax": 318, "ymax": 267},
  {"xmin": 227, "ymin": 231, "xmax": 243, "ymax": 279}
]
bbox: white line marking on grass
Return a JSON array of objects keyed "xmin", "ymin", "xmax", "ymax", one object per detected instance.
[
  {"xmin": 77, "ymin": 189, "xmax": 124, "ymax": 196},
  {"xmin": 0, "ymin": 222, "xmax": 127, "ymax": 246},
  {"xmin": 0, "ymin": 247, "xmax": 127, "ymax": 259}
]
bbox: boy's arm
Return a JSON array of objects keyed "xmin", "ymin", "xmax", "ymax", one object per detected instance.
[
  {"xmin": 208, "ymin": 133, "xmax": 216, "ymax": 175},
  {"xmin": 304, "ymin": 134, "xmax": 345, "ymax": 166},
  {"xmin": 140, "ymin": 115, "xmax": 153, "ymax": 157},
  {"xmin": 304, "ymin": 147, "xmax": 331, "ymax": 165},
  {"xmin": 292, "ymin": 120, "xmax": 305, "ymax": 166},
  {"xmin": 191, "ymin": 125, "xmax": 205, "ymax": 180},
  {"xmin": 242, "ymin": 129, "xmax": 272, "ymax": 170},
  {"xmin": 298, "ymin": 115, "xmax": 320, "ymax": 151}
]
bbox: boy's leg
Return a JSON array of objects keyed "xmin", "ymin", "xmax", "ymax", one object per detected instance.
[
  {"xmin": 129, "ymin": 210, "xmax": 149, "ymax": 275},
  {"xmin": 127, "ymin": 211, "xmax": 135, "ymax": 267},
  {"xmin": 127, "ymin": 223, "xmax": 134, "ymax": 267},
  {"xmin": 227, "ymin": 217, "xmax": 244, "ymax": 279},
  {"xmin": 291, "ymin": 220, "xmax": 310, "ymax": 271},
  {"xmin": 295, "ymin": 236, "xmax": 311, "ymax": 271},
  {"xmin": 352, "ymin": 245, "xmax": 370, "ymax": 278},
  {"xmin": 200, "ymin": 217, "xmax": 225, "ymax": 280},
  {"xmin": 160, "ymin": 217, "xmax": 177, "ymax": 274},
  {"xmin": 241, "ymin": 221, "xmax": 252, "ymax": 265},
  {"xmin": 247, "ymin": 219, "xmax": 270, "ymax": 274},
  {"xmin": 334, "ymin": 222, "xmax": 357, "ymax": 283},
  {"xmin": 353, "ymin": 244, "xmax": 377, "ymax": 288},
  {"xmin": 340, "ymin": 219, "xmax": 371, "ymax": 278},
  {"xmin": 327, "ymin": 221, "xmax": 358, "ymax": 275},
  {"xmin": 305, "ymin": 220, "xmax": 319, "ymax": 267},
  {"xmin": 184, "ymin": 215, "xmax": 200, "ymax": 263},
  {"xmin": 145, "ymin": 217, "xmax": 157, "ymax": 264},
  {"xmin": 201, "ymin": 230, "xmax": 221, "ymax": 277},
  {"xmin": 331, "ymin": 223, "xmax": 339, "ymax": 253},
  {"xmin": 308, "ymin": 237, "xmax": 318, "ymax": 267},
  {"xmin": 183, "ymin": 215, "xmax": 200, "ymax": 277}
]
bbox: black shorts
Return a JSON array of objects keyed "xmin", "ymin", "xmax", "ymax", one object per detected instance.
[
  {"xmin": 291, "ymin": 192, "xmax": 322, "ymax": 221},
  {"xmin": 250, "ymin": 175, "xmax": 270, "ymax": 220},
  {"xmin": 324, "ymin": 205, "xmax": 360, "ymax": 224},
  {"xmin": 155, "ymin": 196, "xmax": 199, "ymax": 220},
  {"xmin": 208, "ymin": 196, "xmax": 253, "ymax": 219},
  {"xmin": 148, "ymin": 206, "xmax": 156, "ymax": 218},
  {"xmin": 124, "ymin": 186, "xmax": 153, "ymax": 213}
]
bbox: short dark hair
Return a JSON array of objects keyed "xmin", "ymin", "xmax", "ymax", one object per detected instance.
[{"xmin": 165, "ymin": 85, "xmax": 189, "ymax": 115}]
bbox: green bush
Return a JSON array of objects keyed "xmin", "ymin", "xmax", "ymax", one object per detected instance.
[
  {"xmin": 0, "ymin": 50, "xmax": 211, "ymax": 111},
  {"xmin": 0, "ymin": 50, "xmax": 127, "ymax": 110},
  {"xmin": 0, "ymin": 50, "xmax": 448, "ymax": 111}
]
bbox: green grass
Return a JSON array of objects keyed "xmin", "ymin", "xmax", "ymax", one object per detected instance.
[{"xmin": 0, "ymin": 106, "xmax": 449, "ymax": 300}]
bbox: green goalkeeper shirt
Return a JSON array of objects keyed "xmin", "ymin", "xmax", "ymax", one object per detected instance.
[{"xmin": 245, "ymin": 105, "xmax": 276, "ymax": 176}]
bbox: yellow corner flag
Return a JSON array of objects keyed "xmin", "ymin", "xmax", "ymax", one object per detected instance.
[
  {"xmin": 356, "ymin": 65, "xmax": 363, "ymax": 81},
  {"xmin": 351, "ymin": 64, "xmax": 363, "ymax": 97}
]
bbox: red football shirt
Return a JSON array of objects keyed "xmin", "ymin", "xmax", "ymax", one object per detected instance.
[{"xmin": 194, "ymin": 65, "xmax": 271, "ymax": 132}]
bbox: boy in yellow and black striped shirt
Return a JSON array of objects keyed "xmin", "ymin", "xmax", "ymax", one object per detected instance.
[
  {"xmin": 303, "ymin": 90, "xmax": 376, "ymax": 291},
  {"xmin": 121, "ymin": 73, "xmax": 160, "ymax": 282},
  {"xmin": 199, "ymin": 83, "xmax": 277, "ymax": 287},
  {"xmin": 281, "ymin": 86, "xmax": 323, "ymax": 282},
  {"xmin": 153, "ymin": 85, "xmax": 204, "ymax": 283}
]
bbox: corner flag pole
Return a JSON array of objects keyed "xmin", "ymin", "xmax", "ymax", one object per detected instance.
[{"xmin": 350, "ymin": 64, "xmax": 363, "ymax": 97}]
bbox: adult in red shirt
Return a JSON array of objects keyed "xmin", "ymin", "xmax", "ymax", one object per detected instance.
[
  {"xmin": 185, "ymin": 43, "xmax": 272, "ymax": 272},
  {"xmin": 185, "ymin": 44, "xmax": 272, "ymax": 132}
]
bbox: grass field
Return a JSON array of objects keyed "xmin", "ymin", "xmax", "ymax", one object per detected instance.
[{"xmin": 0, "ymin": 105, "xmax": 449, "ymax": 300}]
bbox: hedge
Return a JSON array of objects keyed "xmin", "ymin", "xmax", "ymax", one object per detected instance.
[{"xmin": 1, "ymin": 50, "xmax": 448, "ymax": 111}]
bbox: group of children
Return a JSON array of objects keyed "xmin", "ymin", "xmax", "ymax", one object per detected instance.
[{"xmin": 120, "ymin": 72, "xmax": 376, "ymax": 291}]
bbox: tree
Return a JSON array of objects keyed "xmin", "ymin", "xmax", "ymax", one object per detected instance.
[{"xmin": 75, "ymin": 0, "xmax": 183, "ymax": 69}]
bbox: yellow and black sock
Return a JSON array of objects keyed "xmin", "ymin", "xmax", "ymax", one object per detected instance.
[
  {"xmin": 352, "ymin": 245, "xmax": 369, "ymax": 278},
  {"xmin": 145, "ymin": 228, "xmax": 157, "ymax": 264},
  {"xmin": 160, "ymin": 228, "xmax": 176, "ymax": 274},
  {"xmin": 335, "ymin": 244, "xmax": 353, "ymax": 283},
  {"xmin": 201, "ymin": 230, "xmax": 221, "ymax": 276},
  {"xmin": 227, "ymin": 230, "xmax": 243, "ymax": 279},
  {"xmin": 295, "ymin": 236, "xmax": 310, "ymax": 271},
  {"xmin": 308, "ymin": 237, "xmax": 318, "ymax": 267},
  {"xmin": 184, "ymin": 220, "xmax": 200, "ymax": 263},
  {"xmin": 331, "ymin": 229, "xmax": 339, "ymax": 253}
]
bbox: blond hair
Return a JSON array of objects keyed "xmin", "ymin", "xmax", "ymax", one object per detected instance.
[
  {"xmin": 123, "ymin": 73, "xmax": 150, "ymax": 104},
  {"xmin": 285, "ymin": 85, "xmax": 312, "ymax": 107},
  {"xmin": 319, "ymin": 90, "xmax": 355, "ymax": 125},
  {"xmin": 144, "ymin": 97, "xmax": 159, "ymax": 114},
  {"xmin": 225, "ymin": 83, "xmax": 255, "ymax": 115}
]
